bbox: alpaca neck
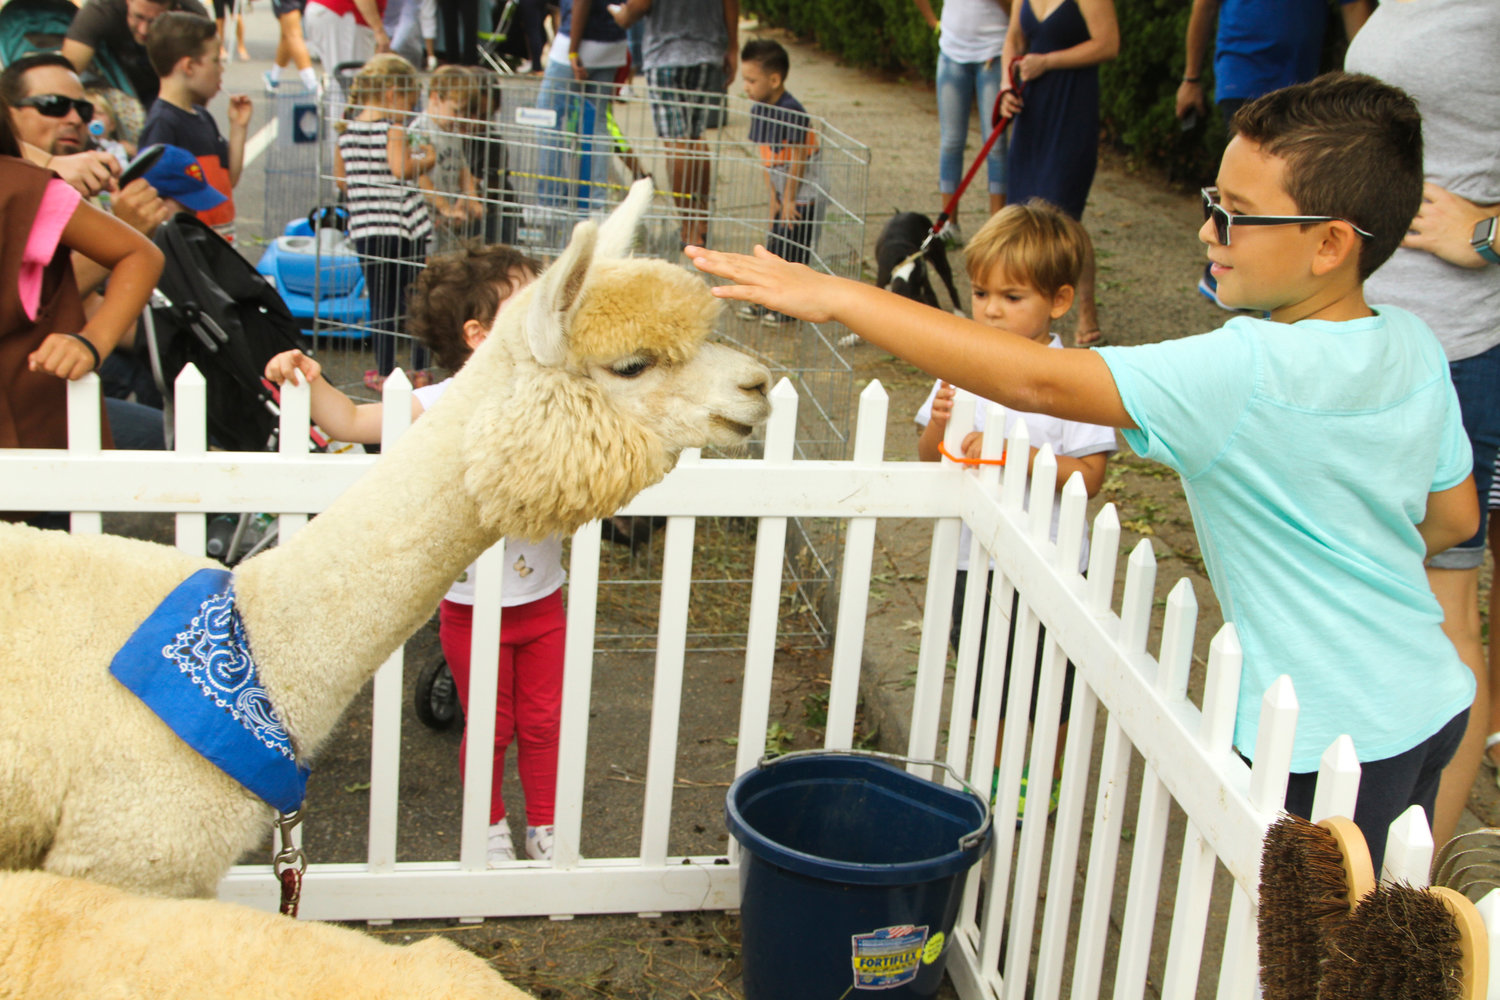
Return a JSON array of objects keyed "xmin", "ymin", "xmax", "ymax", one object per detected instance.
[{"xmin": 232, "ymin": 401, "xmax": 500, "ymax": 757}]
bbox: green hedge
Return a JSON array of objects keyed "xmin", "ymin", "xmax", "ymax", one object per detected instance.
[{"xmin": 736, "ymin": 0, "xmax": 1298, "ymax": 181}]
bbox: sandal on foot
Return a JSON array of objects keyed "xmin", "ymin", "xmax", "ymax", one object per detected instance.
[
  {"xmin": 363, "ymin": 370, "xmax": 386, "ymax": 393},
  {"xmin": 1484, "ymin": 733, "xmax": 1500, "ymax": 786}
]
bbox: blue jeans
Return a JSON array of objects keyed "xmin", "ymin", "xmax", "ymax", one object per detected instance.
[
  {"xmin": 536, "ymin": 59, "xmax": 623, "ymax": 218},
  {"xmin": 936, "ymin": 52, "xmax": 1006, "ymax": 197},
  {"xmin": 1429, "ymin": 338, "xmax": 1500, "ymax": 569},
  {"xmin": 105, "ymin": 398, "xmax": 166, "ymax": 451}
]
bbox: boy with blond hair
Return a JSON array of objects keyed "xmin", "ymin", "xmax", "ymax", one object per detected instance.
[
  {"xmin": 692, "ymin": 72, "xmax": 1478, "ymax": 871},
  {"xmin": 140, "ymin": 10, "xmax": 250, "ymax": 242},
  {"xmin": 917, "ymin": 200, "xmax": 1116, "ymax": 814}
]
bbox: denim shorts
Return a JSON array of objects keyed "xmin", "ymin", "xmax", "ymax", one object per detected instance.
[{"xmin": 1428, "ymin": 338, "xmax": 1500, "ymax": 570}]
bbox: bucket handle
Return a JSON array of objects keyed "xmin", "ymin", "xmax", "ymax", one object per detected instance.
[{"xmin": 756, "ymin": 749, "xmax": 993, "ymax": 852}]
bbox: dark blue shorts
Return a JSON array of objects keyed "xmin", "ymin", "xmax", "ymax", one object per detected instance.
[
  {"xmin": 272, "ymin": 0, "xmax": 306, "ymax": 20},
  {"xmin": 1282, "ymin": 708, "xmax": 1467, "ymax": 877},
  {"xmin": 1429, "ymin": 339, "xmax": 1500, "ymax": 570}
]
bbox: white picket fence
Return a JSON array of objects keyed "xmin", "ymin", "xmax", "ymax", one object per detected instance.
[{"xmin": 4, "ymin": 367, "xmax": 1468, "ymax": 998}]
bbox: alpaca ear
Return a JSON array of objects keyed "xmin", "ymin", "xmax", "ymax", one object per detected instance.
[
  {"xmin": 594, "ymin": 176, "xmax": 653, "ymax": 260},
  {"xmin": 526, "ymin": 219, "xmax": 597, "ymax": 367}
]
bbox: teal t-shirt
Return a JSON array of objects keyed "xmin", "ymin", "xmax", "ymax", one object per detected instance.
[{"xmin": 1097, "ymin": 306, "xmax": 1473, "ymax": 771}]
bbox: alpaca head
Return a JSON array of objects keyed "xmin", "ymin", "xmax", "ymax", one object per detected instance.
[{"xmin": 462, "ymin": 180, "xmax": 773, "ymax": 540}]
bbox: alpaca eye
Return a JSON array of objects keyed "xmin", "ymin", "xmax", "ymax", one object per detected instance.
[{"xmin": 610, "ymin": 356, "xmax": 654, "ymax": 378}]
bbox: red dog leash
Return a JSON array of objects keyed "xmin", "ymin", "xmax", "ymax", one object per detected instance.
[{"xmin": 921, "ymin": 63, "xmax": 1026, "ymax": 258}]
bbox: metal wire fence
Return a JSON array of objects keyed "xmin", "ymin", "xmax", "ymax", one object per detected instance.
[{"xmin": 248, "ymin": 67, "xmax": 870, "ymax": 650}]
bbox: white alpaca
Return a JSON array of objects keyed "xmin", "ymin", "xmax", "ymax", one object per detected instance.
[
  {"xmin": 0, "ymin": 870, "xmax": 537, "ymax": 998},
  {"xmin": 0, "ymin": 180, "xmax": 771, "ymax": 897}
]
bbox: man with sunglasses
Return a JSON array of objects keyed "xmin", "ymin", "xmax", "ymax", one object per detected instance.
[
  {"xmin": 2, "ymin": 54, "xmax": 171, "ymax": 292},
  {"xmin": 62, "ymin": 0, "xmax": 209, "ymax": 111}
]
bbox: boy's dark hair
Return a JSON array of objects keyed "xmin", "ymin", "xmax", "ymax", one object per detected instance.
[
  {"xmin": 1231, "ymin": 71, "xmax": 1422, "ymax": 281},
  {"xmin": 740, "ymin": 39, "xmax": 789, "ymax": 80},
  {"xmin": 146, "ymin": 11, "xmax": 218, "ymax": 78},
  {"xmin": 407, "ymin": 245, "xmax": 544, "ymax": 371},
  {"xmin": 965, "ymin": 199, "xmax": 1086, "ymax": 299}
]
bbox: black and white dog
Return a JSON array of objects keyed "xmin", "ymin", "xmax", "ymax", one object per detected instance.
[{"xmin": 874, "ymin": 212, "xmax": 965, "ymax": 314}]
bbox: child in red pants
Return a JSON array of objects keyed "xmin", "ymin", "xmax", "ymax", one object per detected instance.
[{"xmin": 263, "ymin": 246, "xmax": 565, "ymax": 862}]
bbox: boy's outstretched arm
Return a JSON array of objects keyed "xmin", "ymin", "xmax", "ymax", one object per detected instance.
[
  {"xmin": 1419, "ymin": 475, "xmax": 1480, "ymax": 558},
  {"xmin": 688, "ymin": 246, "xmax": 1136, "ymax": 429}
]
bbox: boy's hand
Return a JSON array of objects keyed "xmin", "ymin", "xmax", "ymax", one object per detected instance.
[
  {"xmin": 265, "ymin": 349, "xmax": 321, "ymax": 387},
  {"xmin": 960, "ymin": 430, "xmax": 984, "ymax": 460},
  {"xmin": 686, "ymin": 245, "xmax": 837, "ymax": 324},
  {"xmin": 227, "ymin": 94, "xmax": 253, "ymax": 129},
  {"xmin": 779, "ymin": 199, "xmax": 802, "ymax": 223},
  {"xmin": 28, "ymin": 333, "xmax": 98, "ymax": 380},
  {"xmin": 930, "ymin": 381, "xmax": 956, "ymax": 423},
  {"xmin": 1403, "ymin": 182, "xmax": 1497, "ymax": 270}
]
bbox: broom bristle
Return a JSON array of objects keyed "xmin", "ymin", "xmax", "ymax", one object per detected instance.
[
  {"xmin": 1318, "ymin": 882, "xmax": 1465, "ymax": 1000},
  {"xmin": 1259, "ymin": 815, "xmax": 1364, "ymax": 1000}
]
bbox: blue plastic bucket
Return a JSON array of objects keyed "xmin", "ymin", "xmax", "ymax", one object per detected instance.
[{"xmin": 725, "ymin": 750, "xmax": 992, "ymax": 999}]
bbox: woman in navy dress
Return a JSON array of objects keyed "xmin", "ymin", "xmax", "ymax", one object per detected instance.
[{"xmin": 1001, "ymin": 0, "xmax": 1118, "ymax": 345}]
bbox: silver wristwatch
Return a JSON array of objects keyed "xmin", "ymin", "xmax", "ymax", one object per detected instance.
[{"xmin": 1473, "ymin": 215, "xmax": 1500, "ymax": 265}]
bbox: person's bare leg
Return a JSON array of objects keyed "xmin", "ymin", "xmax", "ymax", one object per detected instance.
[
  {"xmin": 280, "ymin": 9, "xmax": 314, "ymax": 72},
  {"xmin": 1488, "ymin": 520, "xmax": 1500, "ymax": 773},
  {"xmin": 989, "ymin": 191, "xmax": 1005, "ymax": 217},
  {"xmin": 1431, "ymin": 565, "xmax": 1485, "ymax": 846},
  {"xmin": 670, "ymin": 139, "xmax": 709, "ymax": 246},
  {"xmin": 236, "ymin": 11, "xmax": 250, "ymax": 59},
  {"xmin": 1073, "ymin": 226, "xmax": 1103, "ymax": 346}
]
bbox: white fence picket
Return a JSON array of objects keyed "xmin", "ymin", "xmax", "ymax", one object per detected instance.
[
  {"xmin": 824, "ymin": 380, "xmax": 887, "ymax": 750},
  {"xmin": 735, "ymin": 380, "xmax": 797, "ymax": 774},
  {"xmin": 65, "ymin": 376, "xmax": 102, "ymax": 534},
  {"xmin": 171, "ymin": 366, "xmax": 208, "ymax": 556}
]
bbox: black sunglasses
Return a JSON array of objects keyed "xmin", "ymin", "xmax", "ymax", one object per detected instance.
[
  {"xmin": 1201, "ymin": 186, "xmax": 1373, "ymax": 246},
  {"xmin": 14, "ymin": 94, "xmax": 95, "ymax": 122}
]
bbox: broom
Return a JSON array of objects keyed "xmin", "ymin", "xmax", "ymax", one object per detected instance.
[
  {"xmin": 1259, "ymin": 814, "xmax": 1376, "ymax": 1000},
  {"xmin": 1318, "ymin": 882, "xmax": 1488, "ymax": 999}
]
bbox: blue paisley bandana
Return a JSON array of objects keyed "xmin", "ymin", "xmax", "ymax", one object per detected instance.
[{"xmin": 110, "ymin": 568, "xmax": 309, "ymax": 812}]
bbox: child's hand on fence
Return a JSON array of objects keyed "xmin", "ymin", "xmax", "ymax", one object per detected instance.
[
  {"xmin": 930, "ymin": 381, "xmax": 956, "ymax": 423},
  {"xmin": 960, "ymin": 431, "xmax": 984, "ymax": 461},
  {"xmin": 685, "ymin": 244, "xmax": 836, "ymax": 325},
  {"xmin": 28, "ymin": 332, "xmax": 99, "ymax": 380},
  {"xmin": 779, "ymin": 199, "xmax": 802, "ymax": 224},
  {"xmin": 264, "ymin": 349, "xmax": 321, "ymax": 387}
]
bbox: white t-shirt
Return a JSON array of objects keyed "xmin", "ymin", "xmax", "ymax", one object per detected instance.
[
  {"xmin": 915, "ymin": 334, "xmax": 1117, "ymax": 572},
  {"xmin": 414, "ymin": 378, "xmax": 567, "ymax": 606},
  {"xmin": 939, "ymin": 0, "xmax": 1009, "ymax": 64}
]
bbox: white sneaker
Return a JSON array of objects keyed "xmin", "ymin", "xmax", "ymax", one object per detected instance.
[
  {"xmin": 486, "ymin": 823, "xmax": 515, "ymax": 867},
  {"xmin": 525, "ymin": 824, "xmax": 555, "ymax": 860}
]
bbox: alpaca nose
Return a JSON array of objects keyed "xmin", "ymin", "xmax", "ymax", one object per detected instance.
[{"xmin": 742, "ymin": 369, "xmax": 770, "ymax": 397}]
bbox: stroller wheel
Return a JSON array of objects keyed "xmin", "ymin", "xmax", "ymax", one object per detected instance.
[{"xmin": 414, "ymin": 657, "xmax": 461, "ymax": 730}]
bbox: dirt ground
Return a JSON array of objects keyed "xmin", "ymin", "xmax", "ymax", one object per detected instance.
[{"xmin": 127, "ymin": 10, "xmax": 1494, "ymax": 999}]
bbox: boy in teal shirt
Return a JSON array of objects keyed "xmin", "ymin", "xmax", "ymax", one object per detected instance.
[{"xmin": 688, "ymin": 72, "xmax": 1478, "ymax": 871}]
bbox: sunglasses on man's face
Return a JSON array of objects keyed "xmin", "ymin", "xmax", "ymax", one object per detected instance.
[
  {"xmin": 1201, "ymin": 186, "xmax": 1374, "ymax": 246},
  {"xmin": 15, "ymin": 94, "xmax": 95, "ymax": 122}
]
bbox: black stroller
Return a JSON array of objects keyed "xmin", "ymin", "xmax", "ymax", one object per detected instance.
[{"xmin": 143, "ymin": 213, "xmax": 311, "ymax": 563}]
